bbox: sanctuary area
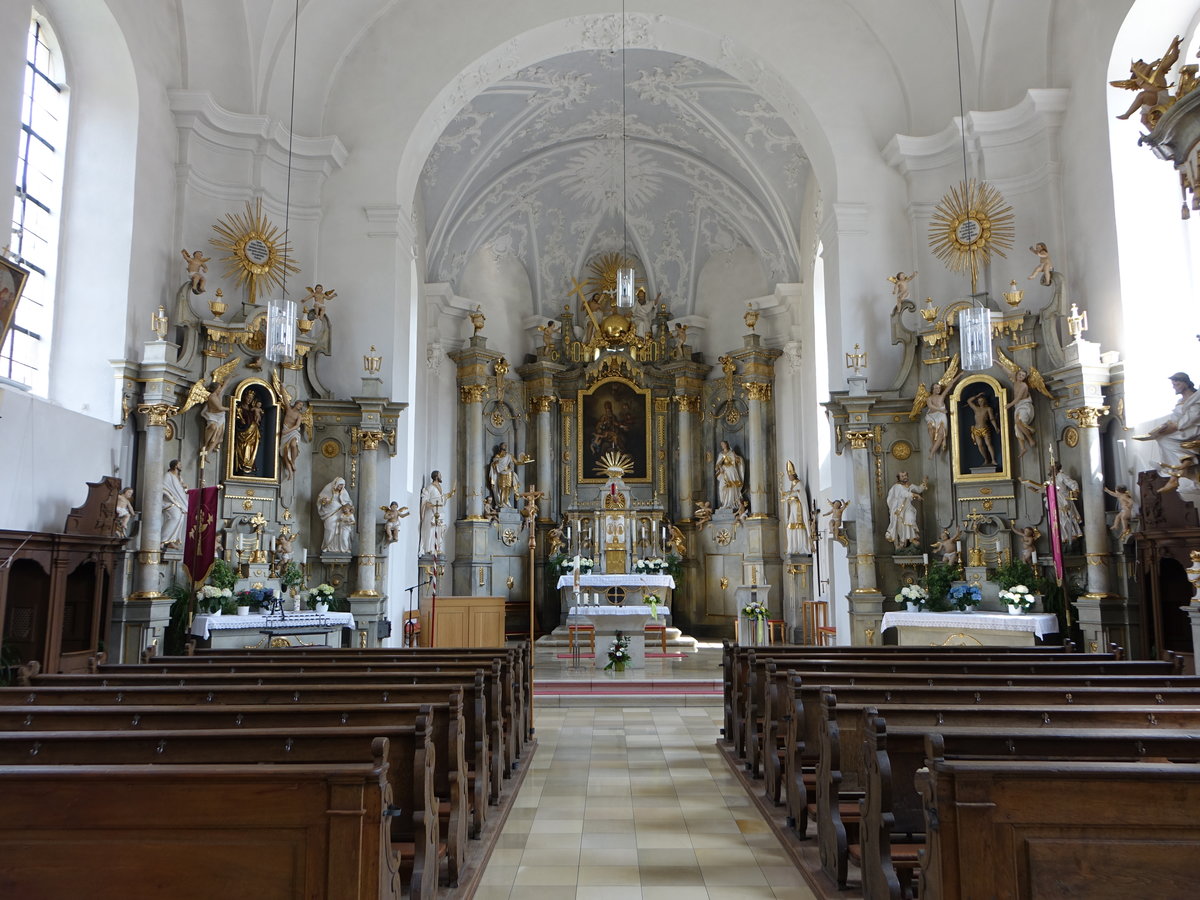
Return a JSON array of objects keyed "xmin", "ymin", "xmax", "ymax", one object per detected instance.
[{"xmin": 4, "ymin": 2, "xmax": 1200, "ymax": 898}]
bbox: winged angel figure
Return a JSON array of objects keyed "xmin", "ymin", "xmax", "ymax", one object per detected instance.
[
  {"xmin": 995, "ymin": 350, "xmax": 1054, "ymax": 458},
  {"xmin": 908, "ymin": 354, "xmax": 960, "ymax": 455},
  {"xmin": 178, "ymin": 358, "xmax": 241, "ymax": 464},
  {"xmin": 1110, "ymin": 35, "xmax": 1183, "ymax": 130},
  {"xmin": 272, "ymin": 369, "xmax": 314, "ymax": 479}
]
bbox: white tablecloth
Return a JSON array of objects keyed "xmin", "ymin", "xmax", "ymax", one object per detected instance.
[
  {"xmin": 880, "ymin": 611, "xmax": 1060, "ymax": 639},
  {"xmin": 190, "ymin": 612, "xmax": 356, "ymax": 640},
  {"xmin": 568, "ymin": 605, "xmax": 669, "ymax": 618},
  {"xmin": 556, "ymin": 574, "xmax": 675, "ymax": 590}
]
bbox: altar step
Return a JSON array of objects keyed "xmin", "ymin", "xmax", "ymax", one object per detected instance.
[
  {"xmin": 535, "ymin": 625, "xmax": 699, "ymax": 652},
  {"xmin": 533, "ymin": 678, "xmax": 721, "ymax": 707}
]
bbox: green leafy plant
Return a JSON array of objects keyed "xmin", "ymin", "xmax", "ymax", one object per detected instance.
[
  {"xmin": 307, "ymin": 583, "xmax": 337, "ymax": 611},
  {"xmin": 208, "ymin": 559, "xmax": 238, "ymax": 591},
  {"xmin": 163, "ymin": 583, "xmax": 192, "ymax": 656},
  {"xmin": 993, "ymin": 558, "xmax": 1038, "ymax": 591},
  {"xmin": 663, "ymin": 554, "xmax": 683, "ymax": 579},
  {"xmin": 604, "ymin": 632, "xmax": 631, "ymax": 671},
  {"xmin": 280, "ymin": 562, "xmax": 303, "ymax": 592},
  {"xmin": 924, "ymin": 561, "xmax": 957, "ymax": 612}
]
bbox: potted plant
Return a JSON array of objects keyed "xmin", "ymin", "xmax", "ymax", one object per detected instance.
[
  {"xmin": 208, "ymin": 559, "xmax": 238, "ymax": 592},
  {"xmin": 279, "ymin": 562, "xmax": 303, "ymax": 597},
  {"xmin": 923, "ymin": 561, "xmax": 957, "ymax": 612},
  {"xmin": 218, "ymin": 594, "xmax": 238, "ymax": 616},
  {"xmin": 197, "ymin": 585, "xmax": 232, "ymax": 615},
  {"xmin": 741, "ymin": 598, "xmax": 769, "ymax": 643},
  {"xmin": 999, "ymin": 584, "xmax": 1036, "ymax": 615},
  {"xmin": 994, "ymin": 559, "xmax": 1042, "ymax": 612},
  {"xmin": 644, "ymin": 593, "xmax": 661, "ymax": 620},
  {"xmin": 947, "ymin": 583, "xmax": 982, "ymax": 612},
  {"xmin": 895, "ymin": 584, "xmax": 928, "ymax": 612},
  {"xmin": 234, "ymin": 589, "xmax": 257, "ymax": 616},
  {"xmin": 308, "ymin": 583, "xmax": 336, "ymax": 614},
  {"xmin": 605, "ymin": 633, "xmax": 631, "ymax": 672}
]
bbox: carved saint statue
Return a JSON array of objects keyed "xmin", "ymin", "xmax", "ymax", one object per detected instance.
[
  {"xmin": 996, "ymin": 350, "xmax": 1054, "ymax": 458},
  {"xmin": 317, "ymin": 476, "xmax": 354, "ymax": 553},
  {"xmin": 966, "ymin": 392, "xmax": 1000, "ymax": 467},
  {"xmin": 909, "ymin": 354, "xmax": 960, "ymax": 456},
  {"xmin": 1134, "ymin": 372, "xmax": 1200, "ymax": 493},
  {"xmin": 715, "ymin": 440, "xmax": 744, "ymax": 511},
  {"xmin": 418, "ymin": 471, "xmax": 454, "ymax": 557},
  {"xmin": 488, "ymin": 442, "xmax": 519, "ymax": 508},
  {"xmin": 780, "ymin": 461, "xmax": 810, "ymax": 555},
  {"xmin": 234, "ymin": 392, "xmax": 265, "ymax": 474},
  {"xmin": 884, "ymin": 472, "xmax": 928, "ymax": 551},
  {"xmin": 161, "ymin": 459, "xmax": 188, "ymax": 550}
]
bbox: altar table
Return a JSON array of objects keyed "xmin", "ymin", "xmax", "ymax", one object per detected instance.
[
  {"xmin": 568, "ymin": 604, "xmax": 670, "ymax": 670},
  {"xmin": 556, "ymin": 574, "xmax": 674, "ymax": 618},
  {"xmin": 879, "ymin": 610, "xmax": 1060, "ymax": 647},
  {"xmin": 190, "ymin": 612, "xmax": 356, "ymax": 648}
]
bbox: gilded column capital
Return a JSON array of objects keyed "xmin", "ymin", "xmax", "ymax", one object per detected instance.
[
  {"xmin": 742, "ymin": 381, "xmax": 773, "ymax": 403},
  {"xmin": 673, "ymin": 394, "xmax": 701, "ymax": 414},
  {"xmin": 845, "ymin": 429, "xmax": 874, "ymax": 450},
  {"xmin": 137, "ymin": 403, "xmax": 179, "ymax": 427},
  {"xmin": 530, "ymin": 395, "xmax": 556, "ymax": 414},
  {"xmin": 459, "ymin": 384, "xmax": 489, "ymax": 404},
  {"xmin": 1066, "ymin": 405, "xmax": 1110, "ymax": 429},
  {"xmin": 358, "ymin": 429, "xmax": 385, "ymax": 451}
]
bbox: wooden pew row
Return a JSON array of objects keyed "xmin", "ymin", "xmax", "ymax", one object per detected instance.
[
  {"xmin": 776, "ymin": 671, "xmax": 1200, "ymax": 841},
  {"xmin": 22, "ymin": 662, "xmax": 513, "ymax": 799},
  {"xmin": 0, "ymin": 747, "xmax": 403, "ymax": 900},
  {"xmin": 0, "ymin": 695, "xmax": 471, "ymax": 886},
  {"xmin": 763, "ymin": 672, "xmax": 1200, "ymax": 815},
  {"xmin": 816, "ymin": 692, "xmax": 1200, "ymax": 891},
  {"xmin": 726, "ymin": 646, "xmax": 1118, "ymax": 766},
  {"xmin": 175, "ymin": 643, "xmax": 534, "ymax": 747},
  {"xmin": 913, "ymin": 736, "xmax": 1200, "ymax": 900},
  {"xmin": 0, "ymin": 719, "xmax": 440, "ymax": 899},
  {"xmin": 94, "ymin": 655, "xmax": 527, "ymax": 774},
  {"xmin": 740, "ymin": 654, "xmax": 1170, "ymax": 782},
  {"xmin": 719, "ymin": 640, "xmax": 1083, "ymax": 745}
]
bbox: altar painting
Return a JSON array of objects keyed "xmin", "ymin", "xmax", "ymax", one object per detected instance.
[{"xmin": 578, "ymin": 377, "xmax": 651, "ymax": 483}]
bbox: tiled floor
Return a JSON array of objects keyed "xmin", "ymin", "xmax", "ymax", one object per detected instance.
[{"xmin": 474, "ymin": 704, "xmax": 816, "ymax": 899}]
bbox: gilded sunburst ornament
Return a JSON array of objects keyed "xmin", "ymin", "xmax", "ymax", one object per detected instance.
[
  {"xmin": 583, "ymin": 251, "xmax": 638, "ymax": 297},
  {"xmin": 594, "ymin": 450, "xmax": 635, "ymax": 478},
  {"xmin": 210, "ymin": 198, "xmax": 300, "ymax": 306},
  {"xmin": 928, "ymin": 179, "xmax": 1014, "ymax": 293}
]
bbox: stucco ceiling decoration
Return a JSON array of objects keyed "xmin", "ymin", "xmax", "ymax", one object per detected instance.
[{"xmin": 421, "ymin": 41, "xmax": 807, "ymax": 317}]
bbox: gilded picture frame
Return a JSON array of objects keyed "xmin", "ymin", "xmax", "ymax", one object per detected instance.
[
  {"xmin": 949, "ymin": 374, "xmax": 1012, "ymax": 483},
  {"xmin": 225, "ymin": 378, "xmax": 281, "ymax": 483},
  {"xmin": 577, "ymin": 377, "xmax": 652, "ymax": 483},
  {"xmin": 0, "ymin": 255, "xmax": 31, "ymax": 357}
]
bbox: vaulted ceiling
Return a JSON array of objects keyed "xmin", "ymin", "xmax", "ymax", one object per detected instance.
[{"xmin": 420, "ymin": 50, "xmax": 808, "ymax": 317}]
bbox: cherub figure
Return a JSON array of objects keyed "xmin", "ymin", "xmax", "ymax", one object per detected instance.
[
  {"xmin": 995, "ymin": 349, "xmax": 1055, "ymax": 458},
  {"xmin": 1027, "ymin": 243, "xmax": 1053, "ymax": 286},
  {"xmin": 888, "ymin": 271, "xmax": 918, "ymax": 309},
  {"xmin": 482, "ymin": 496, "xmax": 500, "ymax": 525},
  {"xmin": 930, "ymin": 527, "xmax": 963, "ymax": 566},
  {"xmin": 274, "ymin": 528, "xmax": 296, "ymax": 566},
  {"xmin": 547, "ymin": 518, "xmax": 567, "ymax": 557},
  {"xmin": 181, "ymin": 249, "xmax": 210, "ymax": 294},
  {"xmin": 1009, "ymin": 520, "xmax": 1041, "ymax": 566},
  {"xmin": 671, "ymin": 321, "xmax": 689, "ymax": 358},
  {"xmin": 1104, "ymin": 485, "xmax": 1136, "ymax": 542},
  {"xmin": 908, "ymin": 354, "xmax": 961, "ymax": 456},
  {"xmin": 665, "ymin": 521, "xmax": 686, "ymax": 556},
  {"xmin": 469, "ymin": 305, "xmax": 486, "ymax": 336},
  {"xmin": 380, "ymin": 501, "xmax": 410, "ymax": 544},
  {"xmin": 693, "ymin": 500, "xmax": 713, "ymax": 530},
  {"xmin": 1111, "ymin": 35, "xmax": 1183, "ymax": 129},
  {"xmin": 823, "ymin": 499, "xmax": 849, "ymax": 545},
  {"xmin": 302, "ymin": 284, "xmax": 337, "ymax": 321},
  {"xmin": 537, "ymin": 320, "xmax": 559, "ymax": 354}
]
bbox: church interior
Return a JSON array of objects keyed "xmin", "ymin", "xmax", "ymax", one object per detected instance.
[{"xmin": 3, "ymin": 1, "xmax": 1200, "ymax": 897}]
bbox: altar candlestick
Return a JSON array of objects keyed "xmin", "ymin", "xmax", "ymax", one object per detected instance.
[
  {"xmin": 1031, "ymin": 551, "xmax": 1038, "ymax": 564},
  {"xmin": 922, "ymin": 553, "xmax": 929, "ymax": 565}
]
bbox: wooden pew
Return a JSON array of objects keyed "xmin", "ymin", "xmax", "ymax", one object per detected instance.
[
  {"xmin": 821, "ymin": 696, "xmax": 1200, "ymax": 893},
  {"xmin": 0, "ymin": 718, "xmax": 441, "ymax": 899},
  {"xmin": 0, "ymin": 695, "xmax": 471, "ymax": 886},
  {"xmin": 0, "ymin": 742, "xmax": 403, "ymax": 900},
  {"xmin": 23, "ymin": 661, "xmax": 512, "ymax": 799},
  {"xmin": 913, "ymin": 731, "xmax": 1200, "ymax": 900}
]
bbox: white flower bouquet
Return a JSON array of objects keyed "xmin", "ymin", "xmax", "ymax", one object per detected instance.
[
  {"xmin": 999, "ymin": 584, "xmax": 1035, "ymax": 613},
  {"xmin": 895, "ymin": 584, "xmax": 928, "ymax": 609}
]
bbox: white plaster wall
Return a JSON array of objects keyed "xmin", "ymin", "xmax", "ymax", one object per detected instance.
[
  {"xmin": 456, "ymin": 250, "xmax": 534, "ymax": 363},
  {"xmin": 692, "ymin": 247, "xmax": 769, "ymax": 358}
]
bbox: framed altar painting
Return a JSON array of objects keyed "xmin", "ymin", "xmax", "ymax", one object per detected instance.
[
  {"xmin": 578, "ymin": 377, "xmax": 651, "ymax": 483},
  {"xmin": 224, "ymin": 378, "xmax": 280, "ymax": 483},
  {"xmin": 0, "ymin": 255, "xmax": 30, "ymax": 355}
]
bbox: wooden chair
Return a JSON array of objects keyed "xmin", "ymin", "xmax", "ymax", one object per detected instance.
[
  {"xmin": 644, "ymin": 622, "xmax": 667, "ymax": 653},
  {"xmin": 567, "ymin": 623, "xmax": 595, "ymax": 653},
  {"xmin": 767, "ymin": 619, "xmax": 787, "ymax": 645},
  {"xmin": 801, "ymin": 600, "xmax": 829, "ymax": 646}
]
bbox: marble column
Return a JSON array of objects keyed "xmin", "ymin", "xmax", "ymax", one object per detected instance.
[
  {"xmin": 132, "ymin": 402, "xmax": 176, "ymax": 598},
  {"xmin": 745, "ymin": 382, "xmax": 771, "ymax": 515},
  {"xmin": 1068, "ymin": 404, "xmax": 1112, "ymax": 596},
  {"xmin": 461, "ymin": 385, "xmax": 488, "ymax": 517},
  {"xmin": 675, "ymin": 395, "xmax": 700, "ymax": 513},
  {"xmin": 354, "ymin": 429, "xmax": 384, "ymax": 597},
  {"xmin": 845, "ymin": 423, "xmax": 885, "ymax": 645},
  {"xmin": 532, "ymin": 396, "xmax": 556, "ymax": 520}
]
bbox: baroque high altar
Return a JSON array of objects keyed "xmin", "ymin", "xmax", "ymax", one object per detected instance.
[{"xmin": 440, "ymin": 255, "xmax": 796, "ymax": 639}]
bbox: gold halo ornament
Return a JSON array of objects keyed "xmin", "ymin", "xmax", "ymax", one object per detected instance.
[
  {"xmin": 594, "ymin": 450, "xmax": 635, "ymax": 479},
  {"xmin": 928, "ymin": 179, "xmax": 1015, "ymax": 293},
  {"xmin": 210, "ymin": 198, "xmax": 301, "ymax": 306}
]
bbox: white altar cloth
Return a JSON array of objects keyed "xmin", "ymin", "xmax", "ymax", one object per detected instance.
[
  {"xmin": 568, "ymin": 605, "xmax": 668, "ymax": 618},
  {"xmin": 880, "ymin": 611, "xmax": 1059, "ymax": 641},
  {"xmin": 568, "ymin": 605, "xmax": 670, "ymax": 669},
  {"xmin": 557, "ymin": 574, "xmax": 675, "ymax": 590},
  {"xmin": 190, "ymin": 612, "xmax": 355, "ymax": 640}
]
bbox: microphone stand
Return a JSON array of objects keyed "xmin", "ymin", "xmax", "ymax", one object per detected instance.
[{"xmin": 403, "ymin": 578, "xmax": 433, "ymax": 646}]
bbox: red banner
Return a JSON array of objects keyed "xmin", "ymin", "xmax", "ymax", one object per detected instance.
[
  {"xmin": 1045, "ymin": 478, "xmax": 1064, "ymax": 585},
  {"xmin": 183, "ymin": 486, "xmax": 221, "ymax": 585}
]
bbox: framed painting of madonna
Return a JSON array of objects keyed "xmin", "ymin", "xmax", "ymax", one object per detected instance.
[{"xmin": 578, "ymin": 377, "xmax": 651, "ymax": 483}]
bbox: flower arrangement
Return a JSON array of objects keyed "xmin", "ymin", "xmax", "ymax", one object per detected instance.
[
  {"xmin": 742, "ymin": 599, "xmax": 769, "ymax": 620},
  {"xmin": 307, "ymin": 583, "xmax": 336, "ymax": 611},
  {"xmin": 562, "ymin": 555, "xmax": 594, "ymax": 574},
  {"xmin": 605, "ymin": 633, "xmax": 632, "ymax": 671},
  {"xmin": 895, "ymin": 584, "xmax": 928, "ymax": 609},
  {"xmin": 279, "ymin": 562, "xmax": 304, "ymax": 592},
  {"xmin": 645, "ymin": 593, "xmax": 661, "ymax": 620},
  {"xmin": 634, "ymin": 557, "xmax": 667, "ymax": 574},
  {"xmin": 196, "ymin": 585, "xmax": 232, "ymax": 614},
  {"xmin": 947, "ymin": 583, "xmax": 982, "ymax": 612},
  {"xmin": 999, "ymin": 584, "xmax": 1035, "ymax": 613}
]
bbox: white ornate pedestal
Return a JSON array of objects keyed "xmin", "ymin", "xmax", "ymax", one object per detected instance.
[{"xmin": 569, "ymin": 605, "xmax": 669, "ymax": 670}]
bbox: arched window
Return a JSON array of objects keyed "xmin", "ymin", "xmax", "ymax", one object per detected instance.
[{"xmin": 3, "ymin": 12, "xmax": 67, "ymax": 393}]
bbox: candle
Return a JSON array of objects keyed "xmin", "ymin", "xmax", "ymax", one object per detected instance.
[
  {"xmin": 922, "ymin": 553, "xmax": 929, "ymax": 565},
  {"xmin": 955, "ymin": 540, "xmax": 962, "ymax": 553},
  {"xmin": 566, "ymin": 526, "xmax": 571, "ymax": 540},
  {"xmin": 300, "ymin": 548, "xmax": 307, "ymax": 564},
  {"xmin": 1031, "ymin": 551, "xmax": 1038, "ymax": 564}
]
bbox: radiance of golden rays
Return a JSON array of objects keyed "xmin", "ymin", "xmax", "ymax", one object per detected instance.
[
  {"xmin": 583, "ymin": 251, "xmax": 638, "ymax": 297},
  {"xmin": 210, "ymin": 198, "xmax": 300, "ymax": 306},
  {"xmin": 594, "ymin": 450, "xmax": 635, "ymax": 478},
  {"xmin": 928, "ymin": 179, "xmax": 1014, "ymax": 294}
]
